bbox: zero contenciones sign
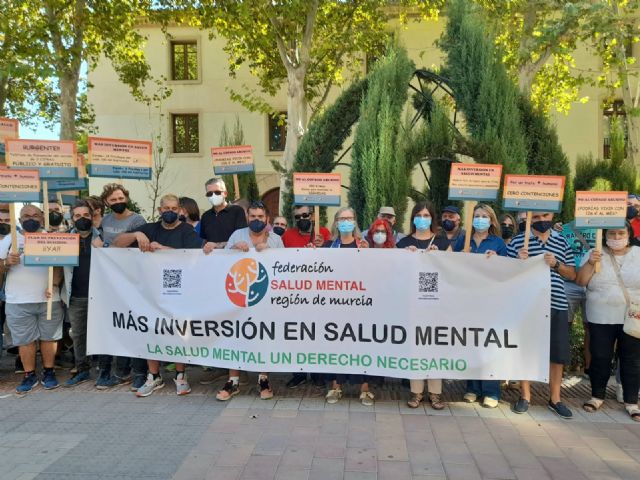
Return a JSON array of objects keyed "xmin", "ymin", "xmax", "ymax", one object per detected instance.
[
  {"xmin": 503, "ymin": 174, "xmax": 565, "ymax": 212},
  {"xmin": 293, "ymin": 173, "xmax": 341, "ymax": 206},
  {"xmin": 448, "ymin": 163, "xmax": 502, "ymax": 201},
  {"xmin": 574, "ymin": 191, "xmax": 628, "ymax": 228},
  {"xmin": 0, "ymin": 168, "xmax": 41, "ymax": 203},
  {"xmin": 87, "ymin": 137, "xmax": 152, "ymax": 180},
  {"xmin": 5, "ymin": 139, "xmax": 77, "ymax": 179},
  {"xmin": 211, "ymin": 145, "xmax": 255, "ymax": 175},
  {"xmin": 87, "ymin": 249, "xmax": 551, "ymax": 381},
  {"xmin": 23, "ymin": 232, "xmax": 80, "ymax": 267}
]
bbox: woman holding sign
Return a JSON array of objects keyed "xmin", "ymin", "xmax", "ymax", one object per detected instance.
[
  {"xmin": 453, "ymin": 204, "xmax": 506, "ymax": 408},
  {"xmin": 576, "ymin": 223, "xmax": 640, "ymax": 421}
]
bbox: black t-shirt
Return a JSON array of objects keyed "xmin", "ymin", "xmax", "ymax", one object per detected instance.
[
  {"xmin": 199, "ymin": 205, "xmax": 247, "ymax": 242},
  {"xmin": 133, "ymin": 221, "xmax": 203, "ymax": 249},
  {"xmin": 396, "ymin": 234, "xmax": 450, "ymax": 251},
  {"xmin": 71, "ymin": 234, "xmax": 92, "ymax": 298},
  {"xmin": 322, "ymin": 239, "xmax": 358, "ymax": 248}
]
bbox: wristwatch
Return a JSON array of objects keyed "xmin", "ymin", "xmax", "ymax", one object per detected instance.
[{"xmin": 552, "ymin": 260, "xmax": 561, "ymax": 272}]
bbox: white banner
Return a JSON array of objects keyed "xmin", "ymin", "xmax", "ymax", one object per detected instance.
[{"xmin": 87, "ymin": 249, "xmax": 551, "ymax": 381}]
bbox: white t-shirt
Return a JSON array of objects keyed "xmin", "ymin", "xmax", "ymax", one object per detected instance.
[
  {"xmin": 225, "ymin": 228, "xmax": 284, "ymax": 250},
  {"xmin": 0, "ymin": 232, "xmax": 61, "ymax": 304},
  {"xmin": 582, "ymin": 246, "xmax": 640, "ymax": 324}
]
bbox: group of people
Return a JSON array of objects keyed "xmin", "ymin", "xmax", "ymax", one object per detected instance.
[{"xmin": 1, "ymin": 178, "xmax": 639, "ymax": 422}]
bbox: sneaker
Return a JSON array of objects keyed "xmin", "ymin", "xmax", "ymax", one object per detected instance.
[
  {"xmin": 95, "ymin": 370, "xmax": 121, "ymax": 390},
  {"xmin": 286, "ymin": 373, "xmax": 308, "ymax": 389},
  {"xmin": 41, "ymin": 370, "xmax": 59, "ymax": 390},
  {"xmin": 136, "ymin": 374, "xmax": 165, "ymax": 397},
  {"xmin": 326, "ymin": 388, "xmax": 343, "ymax": 404},
  {"xmin": 616, "ymin": 384, "xmax": 624, "ymax": 403},
  {"xmin": 174, "ymin": 373, "xmax": 191, "ymax": 396},
  {"xmin": 463, "ymin": 392, "xmax": 477, "ymax": 403},
  {"xmin": 63, "ymin": 370, "xmax": 91, "ymax": 388},
  {"xmin": 130, "ymin": 374, "xmax": 147, "ymax": 391},
  {"xmin": 14, "ymin": 357, "xmax": 25, "ymax": 374},
  {"xmin": 239, "ymin": 371, "xmax": 249, "ymax": 386},
  {"xmin": 198, "ymin": 367, "xmax": 228, "ymax": 385},
  {"xmin": 483, "ymin": 397, "xmax": 499, "ymax": 408},
  {"xmin": 511, "ymin": 397, "xmax": 529, "ymax": 414},
  {"xmin": 259, "ymin": 376, "xmax": 273, "ymax": 400},
  {"xmin": 69, "ymin": 366, "xmax": 78, "ymax": 375},
  {"xmin": 16, "ymin": 373, "xmax": 39, "ymax": 394},
  {"xmin": 114, "ymin": 373, "xmax": 132, "ymax": 385},
  {"xmin": 360, "ymin": 391, "xmax": 375, "ymax": 406},
  {"xmin": 548, "ymin": 400, "xmax": 573, "ymax": 419},
  {"xmin": 216, "ymin": 380, "xmax": 240, "ymax": 401}
]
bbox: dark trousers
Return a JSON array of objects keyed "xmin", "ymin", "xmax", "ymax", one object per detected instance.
[
  {"xmin": 98, "ymin": 355, "xmax": 147, "ymax": 377},
  {"xmin": 588, "ymin": 322, "xmax": 640, "ymax": 403},
  {"xmin": 68, "ymin": 297, "xmax": 90, "ymax": 372}
]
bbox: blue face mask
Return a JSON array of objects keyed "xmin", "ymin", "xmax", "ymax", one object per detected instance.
[
  {"xmin": 413, "ymin": 216, "xmax": 432, "ymax": 231},
  {"xmin": 161, "ymin": 211, "xmax": 178, "ymax": 225},
  {"xmin": 337, "ymin": 220, "xmax": 355, "ymax": 234},
  {"xmin": 472, "ymin": 217, "xmax": 491, "ymax": 232}
]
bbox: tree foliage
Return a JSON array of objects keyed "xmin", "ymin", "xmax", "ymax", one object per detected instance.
[{"xmin": 219, "ymin": 116, "xmax": 260, "ymax": 202}]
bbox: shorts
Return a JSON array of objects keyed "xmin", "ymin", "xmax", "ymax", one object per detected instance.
[
  {"xmin": 5, "ymin": 302, "xmax": 64, "ymax": 346},
  {"xmin": 565, "ymin": 282, "xmax": 587, "ymax": 324},
  {"xmin": 550, "ymin": 309, "xmax": 570, "ymax": 365}
]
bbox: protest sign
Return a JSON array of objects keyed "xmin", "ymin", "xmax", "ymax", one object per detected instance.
[
  {"xmin": 87, "ymin": 137, "xmax": 152, "ymax": 179},
  {"xmin": 293, "ymin": 172, "xmax": 342, "ymax": 237},
  {"xmin": 23, "ymin": 232, "xmax": 80, "ymax": 267},
  {"xmin": 0, "ymin": 168, "xmax": 41, "ymax": 203},
  {"xmin": 211, "ymin": 145, "xmax": 254, "ymax": 174},
  {"xmin": 574, "ymin": 191, "xmax": 627, "ymax": 229},
  {"xmin": 0, "ymin": 117, "xmax": 19, "ymax": 160},
  {"xmin": 5, "ymin": 139, "xmax": 77, "ymax": 179},
  {"xmin": 503, "ymin": 175, "xmax": 565, "ymax": 212},
  {"xmin": 88, "ymin": 249, "xmax": 551, "ymax": 381}
]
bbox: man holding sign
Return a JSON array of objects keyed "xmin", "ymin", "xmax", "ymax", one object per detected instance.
[{"xmin": 0, "ymin": 205, "xmax": 64, "ymax": 394}]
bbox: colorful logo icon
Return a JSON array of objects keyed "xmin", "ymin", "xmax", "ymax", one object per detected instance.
[{"xmin": 225, "ymin": 258, "xmax": 269, "ymax": 307}]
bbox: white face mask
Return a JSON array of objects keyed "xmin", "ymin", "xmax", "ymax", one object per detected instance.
[
  {"xmin": 208, "ymin": 193, "xmax": 225, "ymax": 207},
  {"xmin": 372, "ymin": 232, "xmax": 387, "ymax": 245},
  {"xmin": 606, "ymin": 238, "xmax": 628, "ymax": 251}
]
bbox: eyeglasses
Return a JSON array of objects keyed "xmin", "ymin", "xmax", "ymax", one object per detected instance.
[
  {"xmin": 205, "ymin": 190, "xmax": 224, "ymax": 197},
  {"xmin": 294, "ymin": 213, "xmax": 311, "ymax": 220}
]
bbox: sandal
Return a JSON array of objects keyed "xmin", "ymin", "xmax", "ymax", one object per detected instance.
[
  {"xmin": 583, "ymin": 397, "xmax": 603, "ymax": 413},
  {"xmin": 429, "ymin": 393, "xmax": 446, "ymax": 410},
  {"xmin": 625, "ymin": 404, "xmax": 640, "ymax": 422},
  {"xmin": 407, "ymin": 392, "xmax": 423, "ymax": 408}
]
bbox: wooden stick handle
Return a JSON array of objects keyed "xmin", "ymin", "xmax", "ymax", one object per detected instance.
[
  {"xmin": 47, "ymin": 267, "xmax": 53, "ymax": 320},
  {"xmin": 462, "ymin": 200, "xmax": 476, "ymax": 252},
  {"xmin": 9, "ymin": 203, "xmax": 18, "ymax": 254},
  {"xmin": 233, "ymin": 174, "xmax": 240, "ymax": 201},
  {"xmin": 43, "ymin": 180, "xmax": 50, "ymax": 231},
  {"xmin": 523, "ymin": 211, "xmax": 533, "ymax": 251},
  {"xmin": 314, "ymin": 208, "xmax": 320, "ymax": 238},
  {"xmin": 595, "ymin": 229, "xmax": 602, "ymax": 273}
]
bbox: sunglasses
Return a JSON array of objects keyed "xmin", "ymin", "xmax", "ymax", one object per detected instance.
[
  {"xmin": 294, "ymin": 213, "xmax": 311, "ymax": 220},
  {"xmin": 205, "ymin": 190, "xmax": 224, "ymax": 197}
]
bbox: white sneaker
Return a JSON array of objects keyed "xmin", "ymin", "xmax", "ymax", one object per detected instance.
[
  {"xmin": 483, "ymin": 397, "xmax": 499, "ymax": 408},
  {"xmin": 616, "ymin": 384, "xmax": 624, "ymax": 403},
  {"xmin": 463, "ymin": 393, "xmax": 477, "ymax": 403},
  {"xmin": 136, "ymin": 373, "xmax": 164, "ymax": 397},
  {"xmin": 360, "ymin": 391, "xmax": 375, "ymax": 406},
  {"xmin": 326, "ymin": 388, "xmax": 343, "ymax": 404},
  {"xmin": 174, "ymin": 373, "xmax": 191, "ymax": 396}
]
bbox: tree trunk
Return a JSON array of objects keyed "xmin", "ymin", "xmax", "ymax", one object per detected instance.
[
  {"xmin": 278, "ymin": 66, "xmax": 308, "ymax": 214},
  {"xmin": 620, "ymin": 69, "xmax": 640, "ymax": 167},
  {"xmin": 58, "ymin": 68, "xmax": 80, "ymax": 141},
  {"xmin": 0, "ymin": 75, "xmax": 8, "ymax": 116}
]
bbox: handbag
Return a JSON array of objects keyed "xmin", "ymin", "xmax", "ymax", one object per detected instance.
[{"xmin": 608, "ymin": 250, "xmax": 640, "ymax": 338}]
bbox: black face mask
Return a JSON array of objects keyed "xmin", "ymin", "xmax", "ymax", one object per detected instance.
[
  {"xmin": 179, "ymin": 214, "xmax": 187, "ymax": 222},
  {"xmin": 249, "ymin": 219, "xmax": 266, "ymax": 233},
  {"xmin": 627, "ymin": 206, "xmax": 638, "ymax": 220},
  {"xmin": 441, "ymin": 219, "xmax": 456, "ymax": 232},
  {"xmin": 0, "ymin": 223, "xmax": 10, "ymax": 236},
  {"xmin": 500, "ymin": 223, "xmax": 514, "ymax": 239},
  {"xmin": 161, "ymin": 211, "xmax": 179, "ymax": 225},
  {"xmin": 22, "ymin": 219, "xmax": 41, "ymax": 233},
  {"xmin": 532, "ymin": 220, "xmax": 553, "ymax": 233},
  {"xmin": 110, "ymin": 202, "xmax": 127, "ymax": 214},
  {"xmin": 296, "ymin": 218, "xmax": 311, "ymax": 232},
  {"xmin": 49, "ymin": 211, "xmax": 64, "ymax": 227},
  {"xmin": 272, "ymin": 226, "xmax": 285, "ymax": 236},
  {"xmin": 518, "ymin": 221, "xmax": 526, "ymax": 233},
  {"xmin": 74, "ymin": 217, "xmax": 92, "ymax": 232}
]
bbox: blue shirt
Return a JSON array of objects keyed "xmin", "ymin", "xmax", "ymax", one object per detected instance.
[
  {"xmin": 507, "ymin": 230, "xmax": 574, "ymax": 311},
  {"xmin": 453, "ymin": 234, "xmax": 507, "ymax": 256}
]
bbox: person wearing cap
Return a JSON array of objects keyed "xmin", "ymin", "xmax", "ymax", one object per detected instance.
[
  {"xmin": 441, "ymin": 205, "xmax": 465, "ymax": 243},
  {"xmin": 377, "ymin": 206, "xmax": 405, "ymax": 243},
  {"xmin": 627, "ymin": 194, "xmax": 640, "ymax": 241}
]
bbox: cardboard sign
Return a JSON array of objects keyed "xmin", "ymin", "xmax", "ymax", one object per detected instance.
[
  {"xmin": 211, "ymin": 145, "xmax": 255, "ymax": 174},
  {"xmin": 0, "ymin": 118, "xmax": 19, "ymax": 156},
  {"xmin": 503, "ymin": 175, "xmax": 565, "ymax": 212},
  {"xmin": 5, "ymin": 139, "xmax": 77, "ymax": 179},
  {"xmin": 87, "ymin": 137, "xmax": 152, "ymax": 179},
  {"xmin": 448, "ymin": 163, "xmax": 502, "ymax": 201},
  {"xmin": 0, "ymin": 168, "xmax": 41, "ymax": 203},
  {"xmin": 293, "ymin": 173, "xmax": 342, "ymax": 206},
  {"xmin": 23, "ymin": 232, "xmax": 80, "ymax": 267},
  {"xmin": 47, "ymin": 153, "xmax": 88, "ymax": 192},
  {"xmin": 575, "ymin": 191, "xmax": 628, "ymax": 228}
]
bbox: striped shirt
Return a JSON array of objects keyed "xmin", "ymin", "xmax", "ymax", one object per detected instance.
[{"xmin": 507, "ymin": 230, "xmax": 574, "ymax": 311}]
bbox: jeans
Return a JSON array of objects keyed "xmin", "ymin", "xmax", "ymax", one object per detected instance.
[
  {"xmin": 588, "ymin": 322, "xmax": 640, "ymax": 403},
  {"xmin": 68, "ymin": 297, "xmax": 90, "ymax": 372},
  {"xmin": 566, "ymin": 282, "xmax": 587, "ymax": 323},
  {"xmin": 466, "ymin": 380, "xmax": 501, "ymax": 401},
  {"xmin": 98, "ymin": 355, "xmax": 147, "ymax": 377}
]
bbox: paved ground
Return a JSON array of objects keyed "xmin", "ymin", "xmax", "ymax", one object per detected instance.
[{"xmin": 1, "ymin": 358, "xmax": 639, "ymax": 480}]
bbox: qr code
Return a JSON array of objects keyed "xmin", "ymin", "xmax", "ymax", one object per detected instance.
[
  {"xmin": 419, "ymin": 272, "xmax": 438, "ymax": 293},
  {"xmin": 163, "ymin": 269, "xmax": 182, "ymax": 289}
]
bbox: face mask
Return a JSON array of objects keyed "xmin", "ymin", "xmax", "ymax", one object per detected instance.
[
  {"xmin": 518, "ymin": 221, "xmax": 526, "ymax": 233},
  {"xmin": 472, "ymin": 217, "xmax": 491, "ymax": 232},
  {"xmin": 441, "ymin": 219, "xmax": 456, "ymax": 232},
  {"xmin": 627, "ymin": 206, "xmax": 638, "ymax": 220},
  {"xmin": 606, "ymin": 238, "xmax": 628, "ymax": 251},
  {"xmin": 208, "ymin": 194, "xmax": 225, "ymax": 207},
  {"xmin": 49, "ymin": 211, "xmax": 64, "ymax": 227},
  {"xmin": 296, "ymin": 218, "xmax": 311, "ymax": 232},
  {"xmin": 500, "ymin": 223, "xmax": 514, "ymax": 239},
  {"xmin": 272, "ymin": 226, "xmax": 285, "ymax": 236},
  {"xmin": 22, "ymin": 219, "xmax": 41, "ymax": 233},
  {"xmin": 179, "ymin": 214, "xmax": 187, "ymax": 222},
  {"xmin": 337, "ymin": 220, "xmax": 355, "ymax": 234},
  {"xmin": 0, "ymin": 223, "xmax": 10, "ymax": 236},
  {"xmin": 249, "ymin": 219, "xmax": 266, "ymax": 233},
  {"xmin": 413, "ymin": 216, "xmax": 432, "ymax": 231},
  {"xmin": 372, "ymin": 232, "xmax": 387, "ymax": 245},
  {"xmin": 74, "ymin": 217, "xmax": 92, "ymax": 232},
  {"xmin": 110, "ymin": 202, "xmax": 127, "ymax": 214},
  {"xmin": 161, "ymin": 211, "xmax": 179, "ymax": 224},
  {"xmin": 532, "ymin": 220, "xmax": 553, "ymax": 233}
]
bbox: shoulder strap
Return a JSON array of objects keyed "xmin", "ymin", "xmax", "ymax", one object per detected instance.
[
  {"xmin": 568, "ymin": 223, "xmax": 590, "ymax": 250},
  {"xmin": 607, "ymin": 250, "xmax": 631, "ymax": 308}
]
